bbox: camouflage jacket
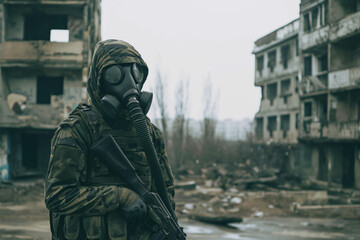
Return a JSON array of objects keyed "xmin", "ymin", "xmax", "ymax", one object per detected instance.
[{"xmin": 45, "ymin": 103, "xmax": 175, "ymax": 240}]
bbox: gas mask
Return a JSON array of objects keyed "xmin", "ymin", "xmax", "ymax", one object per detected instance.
[{"xmin": 100, "ymin": 63, "xmax": 153, "ymax": 119}]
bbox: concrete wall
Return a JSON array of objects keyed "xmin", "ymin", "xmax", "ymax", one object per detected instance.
[
  {"xmin": 259, "ymin": 74, "xmax": 300, "ymax": 112},
  {"xmin": 2, "ymin": 68, "xmax": 82, "ymax": 121},
  {"xmin": 255, "ymin": 38, "xmax": 299, "ymax": 84}
]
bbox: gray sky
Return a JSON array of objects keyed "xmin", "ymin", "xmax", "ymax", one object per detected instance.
[{"xmin": 101, "ymin": 0, "xmax": 300, "ymax": 120}]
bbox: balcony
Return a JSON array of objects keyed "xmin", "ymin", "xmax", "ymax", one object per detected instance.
[
  {"xmin": 329, "ymin": 66, "xmax": 360, "ymax": 90},
  {"xmin": 330, "ymin": 11, "xmax": 360, "ymax": 43},
  {"xmin": 325, "ymin": 121, "xmax": 360, "ymax": 140},
  {"xmin": 300, "ymin": 73, "xmax": 328, "ymax": 96},
  {"xmin": 300, "ymin": 25, "xmax": 329, "ymax": 51},
  {"xmin": 0, "ymin": 41, "xmax": 84, "ymax": 68},
  {"xmin": 300, "ymin": 121, "xmax": 360, "ymax": 141}
]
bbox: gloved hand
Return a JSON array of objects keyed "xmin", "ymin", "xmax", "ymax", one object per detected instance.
[{"xmin": 119, "ymin": 188, "xmax": 147, "ymax": 221}]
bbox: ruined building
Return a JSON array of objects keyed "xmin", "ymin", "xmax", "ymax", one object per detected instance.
[
  {"xmin": 253, "ymin": 19, "xmax": 300, "ymax": 145},
  {"xmin": 297, "ymin": 0, "xmax": 360, "ymax": 189},
  {"xmin": 254, "ymin": 0, "xmax": 360, "ymax": 189},
  {"xmin": 0, "ymin": 0, "xmax": 101, "ymax": 180}
]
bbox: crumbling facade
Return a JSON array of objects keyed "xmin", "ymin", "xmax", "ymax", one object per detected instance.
[
  {"xmin": 0, "ymin": 0, "xmax": 101, "ymax": 180},
  {"xmin": 254, "ymin": 0, "xmax": 360, "ymax": 189},
  {"xmin": 297, "ymin": 0, "xmax": 360, "ymax": 189},
  {"xmin": 253, "ymin": 19, "xmax": 300, "ymax": 145}
]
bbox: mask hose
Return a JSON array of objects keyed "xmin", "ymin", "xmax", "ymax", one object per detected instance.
[{"xmin": 127, "ymin": 96, "xmax": 177, "ymax": 221}]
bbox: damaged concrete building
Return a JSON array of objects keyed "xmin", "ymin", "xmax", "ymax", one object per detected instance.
[
  {"xmin": 254, "ymin": 0, "xmax": 360, "ymax": 189},
  {"xmin": 0, "ymin": 0, "xmax": 101, "ymax": 180},
  {"xmin": 253, "ymin": 19, "xmax": 300, "ymax": 145},
  {"xmin": 298, "ymin": 0, "xmax": 360, "ymax": 189}
]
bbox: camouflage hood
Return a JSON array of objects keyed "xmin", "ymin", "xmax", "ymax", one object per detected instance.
[{"xmin": 87, "ymin": 39, "xmax": 149, "ymax": 116}]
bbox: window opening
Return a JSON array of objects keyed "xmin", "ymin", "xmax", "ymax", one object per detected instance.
[
  {"xmin": 50, "ymin": 29, "xmax": 69, "ymax": 42},
  {"xmin": 280, "ymin": 115, "xmax": 290, "ymax": 138},
  {"xmin": 311, "ymin": 8, "xmax": 319, "ymax": 29},
  {"xmin": 24, "ymin": 12, "xmax": 68, "ymax": 41},
  {"xmin": 22, "ymin": 133, "xmax": 38, "ymax": 169},
  {"xmin": 267, "ymin": 82, "xmax": 277, "ymax": 105},
  {"xmin": 261, "ymin": 86, "xmax": 265, "ymax": 100},
  {"xmin": 36, "ymin": 76, "xmax": 64, "ymax": 104},
  {"xmin": 267, "ymin": 116, "xmax": 277, "ymax": 138},
  {"xmin": 304, "ymin": 102, "xmax": 312, "ymax": 117},
  {"xmin": 281, "ymin": 79, "xmax": 291, "ymax": 104},
  {"xmin": 255, "ymin": 117, "xmax": 264, "ymax": 139},
  {"xmin": 296, "ymin": 39, "xmax": 299, "ymax": 56},
  {"xmin": 267, "ymin": 50, "xmax": 276, "ymax": 72},
  {"xmin": 318, "ymin": 54, "xmax": 328, "ymax": 72},
  {"xmin": 304, "ymin": 56, "xmax": 312, "ymax": 76},
  {"xmin": 295, "ymin": 113, "xmax": 299, "ymax": 129},
  {"xmin": 281, "ymin": 45, "xmax": 290, "ymax": 69},
  {"xmin": 304, "ymin": 13, "xmax": 311, "ymax": 32},
  {"xmin": 257, "ymin": 55, "xmax": 264, "ymax": 74},
  {"xmin": 281, "ymin": 79, "xmax": 291, "ymax": 95}
]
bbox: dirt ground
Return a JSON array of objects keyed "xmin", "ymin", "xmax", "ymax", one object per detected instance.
[{"xmin": 1, "ymin": 179, "xmax": 360, "ymax": 240}]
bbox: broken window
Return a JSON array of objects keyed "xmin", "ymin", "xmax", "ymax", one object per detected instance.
[
  {"xmin": 280, "ymin": 115, "xmax": 290, "ymax": 138},
  {"xmin": 267, "ymin": 116, "xmax": 277, "ymax": 138},
  {"xmin": 281, "ymin": 45, "xmax": 290, "ymax": 69},
  {"xmin": 304, "ymin": 56, "xmax": 312, "ymax": 76},
  {"xmin": 257, "ymin": 55, "xmax": 264, "ymax": 74},
  {"xmin": 267, "ymin": 50, "xmax": 276, "ymax": 72},
  {"xmin": 36, "ymin": 76, "xmax": 64, "ymax": 104},
  {"xmin": 24, "ymin": 12, "xmax": 68, "ymax": 41},
  {"xmin": 318, "ymin": 54, "xmax": 328, "ymax": 72},
  {"xmin": 304, "ymin": 102, "xmax": 312, "ymax": 117},
  {"xmin": 304, "ymin": 13, "xmax": 311, "ymax": 32},
  {"xmin": 255, "ymin": 117, "xmax": 264, "ymax": 139},
  {"xmin": 267, "ymin": 82, "xmax": 277, "ymax": 105}
]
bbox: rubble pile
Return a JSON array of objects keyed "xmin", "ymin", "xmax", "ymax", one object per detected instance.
[{"xmin": 174, "ymin": 161, "xmax": 360, "ymax": 224}]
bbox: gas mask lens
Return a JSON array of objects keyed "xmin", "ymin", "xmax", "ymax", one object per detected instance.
[
  {"xmin": 103, "ymin": 65, "xmax": 123, "ymax": 84},
  {"xmin": 132, "ymin": 63, "xmax": 144, "ymax": 84}
]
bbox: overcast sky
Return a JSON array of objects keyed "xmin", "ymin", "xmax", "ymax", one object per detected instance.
[{"xmin": 101, "ymin": 0, "xmax": 300, "ymax": 120}]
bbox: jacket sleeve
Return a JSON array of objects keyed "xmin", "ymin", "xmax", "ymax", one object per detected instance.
[
  {"xmin": 151, "ymin": 124, "xmax": 176, "ymax": 210},
  {"xmin": 45, "ymin": 117, "xmax": 122, "ymax": 216}
]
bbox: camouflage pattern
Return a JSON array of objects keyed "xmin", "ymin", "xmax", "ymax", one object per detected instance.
[{"xmin": 45, "ymin": 40, "xmax": 175, "ymax": 240}]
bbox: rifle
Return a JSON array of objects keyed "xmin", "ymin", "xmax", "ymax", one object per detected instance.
[{"xmin": 91, "ymin": 134, "xmax": 187, "ymax": 240}]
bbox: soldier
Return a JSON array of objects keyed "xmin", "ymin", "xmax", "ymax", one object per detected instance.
[{"xmin": 45, "ymin": 40, "xmax": 176, "ymax": 240}]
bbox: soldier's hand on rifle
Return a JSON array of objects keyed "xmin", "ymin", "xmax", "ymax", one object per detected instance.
[{"xmin": 119, "ymin": 188, "xmax": 147, "ymax": 221}]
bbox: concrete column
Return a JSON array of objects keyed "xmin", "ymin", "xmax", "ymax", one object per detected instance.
[{"xmin": 311, "ymin": 145, "xmax": 319, "ymax": 179}]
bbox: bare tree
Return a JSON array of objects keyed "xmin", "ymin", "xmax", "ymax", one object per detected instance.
[
  {"xmin": 202, "ymin": 76, "xmax": 218, "ymax": 142},
  {"xmin": 172, "ymin": 78, "xmax": 189, "ymax": 168},
  {"xmin": 155, "ymin": 70, "xmax": 169, "ymax": 146},
  {"xmin": 201, "ymin": 76, "xmax": 219, "ymax": 165}
]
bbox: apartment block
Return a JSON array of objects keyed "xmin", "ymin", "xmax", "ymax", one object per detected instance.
[
  {"xmin": 0, "ymin": 0, "xmax": 101, "ymax": 180},
  {"xmin": 253, "ymin": 19, "xmax": 300, "ymax": 145},
  {"xmin": 297, "ymin": 0, "xmax": 360, "ymax": 189}
]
